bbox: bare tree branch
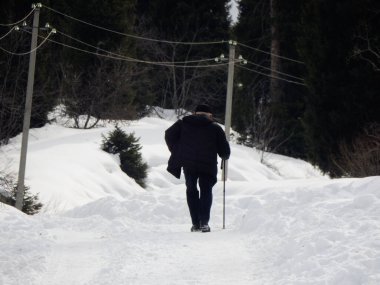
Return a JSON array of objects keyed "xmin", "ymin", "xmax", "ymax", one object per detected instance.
[{"xmin": 352, "ymin": 23, "xmax": 380, "ymax": 71}]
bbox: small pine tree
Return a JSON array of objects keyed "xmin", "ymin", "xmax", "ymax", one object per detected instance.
[
  {"xmin": 0, "ymin": 175, "xmax": 43, "ymax": 215},
  {"xmin": 14, "ymin": 186, "xmax": 43, "ymax": 215},
  {"xmin": 102, "ymin": 126, "xmax": 148, "ymax": 188}
]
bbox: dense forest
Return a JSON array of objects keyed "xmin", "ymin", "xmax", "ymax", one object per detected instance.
[{"xmin": 1, "ymin": 0, "xmax": 379, "ymax": 177}]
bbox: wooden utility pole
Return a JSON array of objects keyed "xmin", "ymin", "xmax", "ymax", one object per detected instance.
[
  {"xmin": 224, "ymin": 40, "xmax": 237, "ymax": 139},
  {"xmin": 216, "ymin": 40, "xmax": 246, "ymax": 229},
  {"xmin": 15, "ymin": 3, "xmax": 41, "ymax": 210},
  {"xmin": 222, "ymin": 40, "xmax": 236, "ymax": 229}
]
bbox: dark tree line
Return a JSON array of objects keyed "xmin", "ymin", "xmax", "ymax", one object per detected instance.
[
  {"xmin": 233, "ymin": 0, "xmax": 380, "ymax": 177},
  {"xmin": 298, "ymin": 0, "xmax": 380, "ymax": 177},
  {"xmin": 1, "ymin": 0, "xmax": 379, "ymax": 177}
]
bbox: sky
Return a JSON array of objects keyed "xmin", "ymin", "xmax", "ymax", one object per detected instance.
[
  {"xmin": 1, "ymin": 108, "xmax": 380, "ymax": 284},
  {"xmin": 229, "ymin": 0, "xmax": 239, "ymax": 24}
]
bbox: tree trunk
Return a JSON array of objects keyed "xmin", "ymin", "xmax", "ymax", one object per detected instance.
[{"xmin": 270, "ymin": 0, "xmax": 281, "ymax": 103}]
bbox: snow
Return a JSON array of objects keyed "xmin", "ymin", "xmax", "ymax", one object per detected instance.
[{"xmin": 1, "ymin": 108, "xmax": 380, "ymax": 284}]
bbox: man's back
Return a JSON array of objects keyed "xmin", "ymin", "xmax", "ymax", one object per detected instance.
[
  {"xmin": 181, "ymin": 114, "xmax": 224, "ymax": 174},
  {"xmin": 165, "ymin": 113, "xmax": 230, "ymax": 176}
]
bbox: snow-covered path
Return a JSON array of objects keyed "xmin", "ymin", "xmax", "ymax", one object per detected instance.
[
  {"xmin": 25, "ymin": 183, "xmax": 257, "ymax": 285},
  {"xmin": 35, "ymin": 181, "xmax": 256, "ymax": 285},
  {"xmin": 40, "ymin": 228, "xmax": 106, "ymax": 285},
  {"xmin": 40, "ymin": 223, "xmax": 254, "ymax": 285}
]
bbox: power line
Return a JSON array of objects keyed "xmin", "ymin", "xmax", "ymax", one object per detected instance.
[
  {"xmin": 246, "ymin": 60, "xmax": 305, "ymax": 81},
  {"xmin": 0, "ymin": 7, "xmax": 35, "ymax": 27},
  {"xmin": 43, "ymin": 5, "xmax": 226, "ymax": 46},
  {"xmin": 28, "ymin": 31, "xmax": 232, "ymax": 68},
  {"xmin": 236, "ymin": 64, "xmax": 306, "ymax": 86},
  {"xmin": 238, "ymin": 42, "xmax": 305, "ymax": 65},
  {"xmin": 56, "ymin": 30, "xmax": 218, "ymax": 65},
  {"xmin": 0, "ymin": 26, "xmax": 16, "ymax": 41},
  {"xmin": 0, "ymin": 30, "xmax": 55, "ymax": 56}
]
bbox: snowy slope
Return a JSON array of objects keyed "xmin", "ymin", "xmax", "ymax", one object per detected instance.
[{"xmin": 1, "ymin": 109, "xmax": 380, "ymax": 284}]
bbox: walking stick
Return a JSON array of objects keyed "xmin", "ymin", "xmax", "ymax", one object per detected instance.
[{"xmin": 222, "ymin": 159, "xmax": 226, "ymax": 229}]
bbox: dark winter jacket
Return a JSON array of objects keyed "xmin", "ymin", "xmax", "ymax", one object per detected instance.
[{"xmin": 165, "ymin": 114, "xmax": 230, "ymax": 178}]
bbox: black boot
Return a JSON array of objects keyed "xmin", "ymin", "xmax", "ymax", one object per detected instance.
[
  {"xmin": 200, "ymin": 224, "xmax": 210, "ymax": 232},
  {"xmin": 191, "ymin": 225, "xmax": 201, "ymax": 232}
]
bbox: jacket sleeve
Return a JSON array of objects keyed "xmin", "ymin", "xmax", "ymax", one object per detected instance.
[
  {"xmin": 215, "ymin": 125, "xmax": 231, "ymax": 160},
  {"xmin": 165, "ymin": 120, "xmax": 182, "ymax": 152},
  {"xmin": 165, "ymin": 120, "xmax": 183, "ymax": 179}
]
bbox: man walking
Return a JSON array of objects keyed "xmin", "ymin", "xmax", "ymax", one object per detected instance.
[{"xmin": 165, "ymin": 104, "xmax": 230, "ymax": 232}]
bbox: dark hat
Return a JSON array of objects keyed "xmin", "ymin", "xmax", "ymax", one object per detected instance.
[{"xmin": 195, "ymin": 104, "xmax": 212, "ymax": 113}]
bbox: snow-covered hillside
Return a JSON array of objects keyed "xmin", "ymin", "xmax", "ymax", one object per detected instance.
[{"xmin": 1, "ymin": 109, "xmax": 379, "ymax": 284}]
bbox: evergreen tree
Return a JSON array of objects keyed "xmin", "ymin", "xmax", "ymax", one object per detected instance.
[
  {"xmin": 232, "ymin": 0, "xmax": 270, "ymax": 145},
  {"xmin": 269, "ymin": 0, "xmax": 306, "ymax": 158},
  {"xmin": 0, "ymin": 175, "xmax": 43, "ymax": 215},
  {"xmin": 233, "ymin": 0, "xmax": 306, "ymax": 158},
  {"xmin": 297, "ymin": 0, "xmax": 380, "ymax": 176},
  {"xmin": 102, "ymin": 126, "xmax": 148, "ymax": 188}
]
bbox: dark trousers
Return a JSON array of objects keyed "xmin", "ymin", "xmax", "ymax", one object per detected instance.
[{"xmin": 184, "ymin": 168, "xmax": 217, "ymax": 226}]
